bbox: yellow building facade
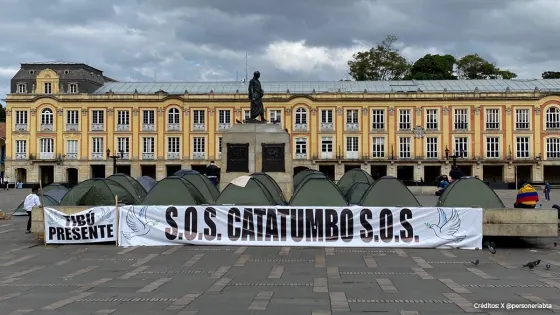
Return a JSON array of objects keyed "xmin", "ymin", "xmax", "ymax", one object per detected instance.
[{"xmin": 4, "ymin": 65, "xmax": 560, "ymax": 186}]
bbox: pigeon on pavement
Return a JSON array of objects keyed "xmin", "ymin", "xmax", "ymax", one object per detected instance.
[
  {"xmin": 535, "ymin": 259, "xmax": 541, "ymax": 266},
  {"xmin": 471, "ymin": 259, "xmax": 480, "ymax": 265},
  {"xmin": 484, "ymin": 241, "xmax": 497, "ymax": 254},
  {"xmin": 523, "ymin": 262, "xmax": 535, "ymax": 269}
]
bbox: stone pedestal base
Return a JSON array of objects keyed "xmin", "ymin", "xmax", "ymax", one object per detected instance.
[{"xmin": 220, "ymin": 123, "xmax": 293, "ymax": 200}]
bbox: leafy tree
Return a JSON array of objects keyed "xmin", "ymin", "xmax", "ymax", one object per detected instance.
[
  {"xmin": 542, "ymin": 71, "xmax": 560, "ymax": 79},
  {"xmin": 406, "ymin": 54, "xmax": 457, "ymax": 80},
  {"xmin": 347, "ymin": 35, "xmax": 410, "ymax": 81},
  {"xmin": 456, "ymin": 54, "xmax": 517, "ymax": 80},
  {"xmin": 0, "ymin": 105, "xmax": 5, "ymax": 123}
]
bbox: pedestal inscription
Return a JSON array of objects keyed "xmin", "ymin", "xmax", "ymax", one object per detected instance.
[
  {"xmin": 262, "ymin": 143, "xmax": 285, "ymax": 172},
  {"xmin": 227, "ymin": 143, "xmax": 249, "ymax": 172}
]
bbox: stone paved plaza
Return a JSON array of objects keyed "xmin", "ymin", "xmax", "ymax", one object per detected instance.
[{"xmin": 1, "ymin": 188, "xmax": 560, "ymax": 314}]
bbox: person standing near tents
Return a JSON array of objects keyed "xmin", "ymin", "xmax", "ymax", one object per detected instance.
[
  {"xmin": 514, "ymin": 182, "xmax": 539, "ymax": 209},
  {"xmin": 23, "ymin": 186, "xmax": 42, "ymax": 233},
  {"xmin": 544, "ymin": 181, "xmax": 551, "ymax": 201},
  {"xmin": 205, "ymin": 161, "xmax": 219, "ymax": 186},
  {"xmin": 3, "ymin": 175, "xmax": 8, "ymax": 190}
]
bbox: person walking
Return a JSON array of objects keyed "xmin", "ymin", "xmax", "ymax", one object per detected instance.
[
  {"xmin": 205, "ymin": 161, "xmax": 219, "ymax": 186},
  {"xmin": 23, "ymin": 186, "xmax": 42, "ymax": 233},
  {"xmin": 3, "ymin": 175, "xmax": 8, "ymax": 190},
  {"xmin": 544, "ymin": 181, "xmax": 551, "ymax": 201}
]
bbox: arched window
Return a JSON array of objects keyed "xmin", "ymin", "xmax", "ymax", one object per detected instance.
[
  {"xmin": 546, "ymin": 137, "xmax": 560, "ymax": 159},
  {"xmin": 295, "ymin": 108, "xmax": 307, "ymax": 125},
  {"xmin": 41, "ymin": 108, "xmax": 53, "ymax": 125},
  {"xmin": 168, "ymin": 108, "xmax": 180, "ymax": 124},
  {"xmin": 546, "ymin": 107, "xmax": 560, "ymax": 129}
]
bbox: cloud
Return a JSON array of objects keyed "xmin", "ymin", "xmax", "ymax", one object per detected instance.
[{"xmin": 0, "ymin": 0, "xmax": 559, "ymax": 99}]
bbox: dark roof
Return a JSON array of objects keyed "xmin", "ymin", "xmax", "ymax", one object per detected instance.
[{"xmin": 21, "ymin": 61, "xmax": 104, "ymax": 73}]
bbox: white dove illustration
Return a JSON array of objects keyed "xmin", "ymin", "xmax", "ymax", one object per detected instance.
[
  {"xmin": 93, "ymin": 208, "xmax": 112, "ymax": 224},
  {"xmin": 47, "ymin": 209, "xmax": 67, "ymax": 226},
  {"xmin": 426, "ymin": 208, "xmax": 466, "ymax": 243},
  {"xmin": 122, "ymin": 206, "xmax": 158, "ymax": 240}
]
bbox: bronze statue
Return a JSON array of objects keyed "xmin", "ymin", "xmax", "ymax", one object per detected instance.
[{"xmin": 248, "ymin": 71, "xmax": 266, "ymax": 122}]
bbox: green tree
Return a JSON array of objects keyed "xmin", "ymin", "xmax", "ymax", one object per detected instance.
[
  {"xmin": 0, "ymin": 104, "xmax": 5, "ymax": 123},
  {"xmin": 542, "ymin": 71, "xmax": 560, "ymax": 79},
  {"xmin": 406, "ymin": 54, "xmax": 457, "ymax": 80},
  {"xmin": 347, "ymin": 35, "xmax": 410, "ymax": 81},
  {"xmin": 456, "ymin": 54, "xmax": 517, "ymax": 80}
]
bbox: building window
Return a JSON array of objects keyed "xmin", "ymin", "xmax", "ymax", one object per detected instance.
[
  {"xmin": 68, "ymin": 83, "xmax": 78, "ymax": 93},
  {"xmin": 117, "ymin": 110, "xmax": 129, "ymax": 131},
  {"xmin": 92, "ymin": 138, "xmax": 104, "ymax": 153},
  {"xmin": 243, "ymin": 110, "xmax": 250, "ymax": 121},
  {"xmin": 193, "ymin": 137, "xmax": 205, "ymax": 154},
  {"xmin": 516, "ymin": 137, "xmax": 530, "ymax": 158},
  {"xmin": 486, "ymin": 137, "xmax": 500, "ymax": 158},
  {"xmin": 515, "ymin": 109, "xmax": 530, "ymax": 129},
  {"xmin": 269, "ymin": 110, "xmax": 282, "ymax": 124},
  {"xmin": 371, "ymin": 137, "xmax": 385, "ymax": 158},
  {"xmin": 454, "ymin": 109, "xmax": 468, "ymax": 130},
  {"xmin": 399, "ymin": 137, "xmax": 411, "ymax": 158},
  {"xmin": 426, "ymin": 109, "xmax": 438, "ymax": 130},
  {"xmin": 546, "ymin": 107, "xmax": 560, "ymax": 129},
  {"xmin": 218, "ymin": 110, "xmax": 231, "ymax": 131},
  {"xmin": 17, "ymin": 83, "xmax": 27, "ymax": 93},
  {"xmin": 40, "ymin": 138, "xmax": 54, "ymax": 159},
  {"xmin": 547, "ymin": 138, "xmax": 560, "ymax": 159},
  {"xmin": 44, "ymin": 82, "xmax": 52, "ymax": 94},
  {"xmin": 346, "ymin": 136, "xmax": 359, "ymax": 159},
  {"xmin": 321, "ymin": 137, "xmax": 333, "ymax": 158},
  {"xmin": 193, "ymin": 110, "xmax": 205, "ymax": 124},
  {"xmin": 399, "ymin": 109, "xmax": 411, "ymax": 130},
  {"xmin": 117, "ymin": 137, "xmax": 130, "ymax": 156},
  {"xmin": 41, "ymin": 108, "xmax": 53, "ymax": 125},
  {"xmin": 486, "ymin": 109, "xmax": 500, "ymax": 130},
  {"xmin": 143, "ymin": 137, "xmax": 155, "ymax": 153},
  {"xmin": 66, "ymin": 140, "xmax": 78, "ymax": 159},
  {"xmin": 295, "ymin": 138, "xmax": 307, "ymax": 159},
  {"xmin": 371, "ymin": 109, "xmax": 385, "ymax": 130},
  {"xmin": 15, "ymin": 111, "xmax": 28, "ymax": 125},
  {"xmin": 92, "ymin": 110, "xmax": 104, "ymax": 124},
  {"xmin": 426, "ymin": 137, "xmax": 438, "ymax": 159},
  {"xmin": 454, "ymin": 137, "xmax": 468, "ymax": 158},
  {"xmin": 15, "ymin": 140, "xmax": 26, "ymax": 159},
  {"xmin": 320, "ymin": 109, "xmax": 333, "ymax": 131},
  {"xmin": 346, "ymin": 109, "xmax": 359, "ymax": 131},
  {"xmin": 218, "ymin": 137, "xmax": 223, "ymax": 155},
  {"xmin": 143, "ymin": 110, "xmax": 155, "ymax": 124},
  {"xmin": 168, "ymin": 137, "xmax": 180, "ymax": 154},
  {"xmin": 66, "ymin": 110, "xmax": 79, "ymax": 125},
  {"xmin": 168, "ymin": 108, "xmax": 180, "ymax": 124},
  {"xmin": 295, "ymin": 108, "xmax": 307, "ymax": 124}
]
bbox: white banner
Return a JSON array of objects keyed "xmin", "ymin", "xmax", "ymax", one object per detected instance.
[
  {"xmin": 44, "ymin": 207, "xmax": 117, "ymax": 244},
  {"xmin": 118, "ymin": 206, "xmax": 482, "ymax": 249}
]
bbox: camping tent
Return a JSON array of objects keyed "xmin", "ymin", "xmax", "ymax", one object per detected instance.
[
  {"xmin": 337, "ymin": 169, "xmax": 375, "ymax": 196},
  {"xmin": 136, "ymin": 176, "xmax": 157, "ymax": 192},
  {"xmin": 359, "ymin": 176, "xmax": 421, "ymax": 207},
  {"xmin": 141, "ymin": 176, "xmax": 207, "ymax": 205},
  {"xmin": 437, "ymin": 177, "xmax": 505, "ymax": 208},
  {"xmin": 44, "ymin": 189, "xmax": 67, "ymax": 203},
  {"xmin": 12, "ymin": 194, "xmax": 59, "ymax": 216},
  {"xmin": 173, "ymin": 169, "xmax": 200, "ymax": 177},
  {"xmin": 290, "ymin": 177, "xmax": 348, "ymax": 207},
  {"xmin": 107, "ymin": 174, "xmax": 147, "ymax": 201},
  {"xmin": 346, "ymin": 182, "xmax": 371, "ymax": 205},
  {"xmin": 179, "ymin": 171, "xmax": 220, "ymax": 203},
  {"xmin": 251, "ymin": 172, "xmax": 286, "ymax": 205},
  {"xmin": 215, "ymin": 176, "xmax": 277, "ymax": 206},
  {"xmin": 42, "ymin": 183, "xmax": 68, "ymax": 193},
  {"xmin": 60, "ymin": 179, "xmax": 140, "ymax": 206},
  {"xmin": 293, "ymin": 169, "xmax": 323, "ymax": 189}
]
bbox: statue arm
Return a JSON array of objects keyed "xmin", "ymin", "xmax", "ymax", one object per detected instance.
[{"xmin": 248, "ymin": 82, "xmax": 255, "ymax": 100}]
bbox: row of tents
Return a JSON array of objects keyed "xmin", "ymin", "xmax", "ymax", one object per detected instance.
[{"xmin": 13, "ymin": 168, "xmax": 506, "ymax": 215}]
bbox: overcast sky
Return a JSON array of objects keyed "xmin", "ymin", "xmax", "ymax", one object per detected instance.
[{"xmin": 1, "ymin": 0, "xmax": 560, "ymax": 101}]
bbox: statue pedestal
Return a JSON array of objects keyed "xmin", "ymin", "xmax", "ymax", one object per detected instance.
[{"xmin": 220, "ymin": 123, "xmax": 293, "ymax": 200}]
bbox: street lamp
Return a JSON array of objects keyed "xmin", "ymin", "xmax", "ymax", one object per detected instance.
[
  {"xmin": 444, "ymin": 146, "xmax": 462, "ymax": 168},
  {"xmin": 107, "ymin": 148, "xmax": 124, "ymax": 175}
]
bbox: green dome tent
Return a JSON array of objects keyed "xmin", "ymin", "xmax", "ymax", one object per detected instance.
[
  {"xmin": 436, "ymin": 177, "xmax": 505, "ymax": 208},
  {"xmin": 42, "ymin": 183, "xmax": 68, "ymax": 193},
  {"xmin": 293, "ymin": 169, "xmax": 323, "ymax": 189},
  {"xmin": 179, "ymin": 170, "xmax": 220, "ymax": 203},
  {"xmin": 251, "ymin": 172, "xmax": 286, "ymax": 205},
  {"xmin": 141, "ymin": 176, "xmax": 207, "ymax": 205},
  {"xmin": 12, "ymin": 195, "xmax": 59, "ymax": 216},
  {"xmin": 359, "ymin": 176, "xmax": 421, "ymax": 207},
  {"xmin": 60, "ymin": 179, "xmax": 140, "ymax": 206},
  {"xmin": 290, "ymin": 177, "xmax": 348, "ymax": 207},
  {"xmin": 337, "ymin": 168, "xmax": 375, "ymax": 196},
  {"xmin": 216, "ymin": 176, "xmax": 277, "ymax": 206},
  {"xmin": 346, "ymin": 182, "xmax": 371, "ymax": 205},
  {"xmin": 107, "ymin": 174, "xmax": 147, "ymax": 201}
]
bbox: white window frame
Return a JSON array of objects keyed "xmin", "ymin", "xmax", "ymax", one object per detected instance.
[
  {"xmin": 399, "ymin": 137, "xmax": 411, "ymax": 158},
  {"xmin": 426, "ymin": 137, "xmax": 438, "ymax": 159},
  {"xmin": 67, "ymin": 140, "xmax": 78, "ymax": 154},
  {"xmin": 454, "ymin": 109, "xmax": 468, "ymax": 130},
  {"xmin": 426, "ymin": 109, "xmax": 438, "ymax": 130},
  {"xmin": 243, "ymin": 110, "xmax": 250, "ymax": 121},
  {"xmin": 516, "ymin": 137, "xmax": 530, "ymax": 158},
  {"xmin": 167, "ymin": 137, "xmax": 180, "ymax": 154},
  {"xmin": 193, "ymin": 110, "xmax": 205, "ymax": 124},
  {"xmin": 17, "ymin": 83, "xmax": 27, "ymax": 93},
  {"xmin": 15, "ymin": 110, "xmax": 28, "ymax": 125},
  {"xmin": 44, "ymin": 82, "xmax": 52, "ymax": 94},
  {"xmin": 485, "ymin": 108, "xmax": 500, "ymax": 130},
  {"xmin": 515, "ymin": 108, "xmax": 530, "ymax": 130},
  {"xmin": 454, "ymin": 137, "xmax": 469, "ymax": 158},
  {"xmin": 143, "ymin": 137, "xmax": 155, "ymax": 153},
  {"xmin": 168, "ymin": 108, "xmax": 180, "ymax": 124},
  {"xmin": 398, "ymin": 109, "xmax": 411, "ymax": 130},
  {"xmin": 69, "ymin": 83, "xmax": 78, "ymax": 93},
  {"xmin": 66, "ymin": 110, "xmax": 79, "ymax": 125},
  {"xmin": 546, "ymin": 107, "xmax": 560, "ymax": 129},
  {"xmin": 321, "ymin": 109, "xmax": 333, "ymax": 124},
  {"xmin": 346, "ymin": 136, "xmax": 359, "ymax": 158},
  {"xmin": 546, "ymin": 138, "xmax": 560, "ymax": 159},
  {"xmin": 143, "ymin": 110, "xmax": 155, "ymax": 125},
  {"xmin": 371, "ymin": 137, "xmax": 385, "ymax": 158},
  {"xmin": 41, "ymin": 108, "xmax": 53, "ymax": 125},
  {"xmin": 117, "ymin": 110, "xmax": 129, "ymax": 125},
  {"xmin": 269, "ymin": 109, "xmax": 282, "ymax": 124},
  {"xmin": 346, "ymin": 109, "xmax": 359, "ymax": 124},
  {"xmin": 92, "ymin": 110, "xmax": 104, "ymax": 124},
  {"xmin": 295, "ymin": 138, "xmax": 307, "ymax": 155},
  {"xmin": 117, "ymin": 137, "xmax": 130, "ymax": 155},
  {"xmin": 193, "ymin": 137, "xmax": 205, "ymax": 153},
  {"xmin": 16, "ymin": 140, "xmax": 26, "ymax": 153},
  {"xmin": 92, "ymin": 137, "xmax": 104, "ymax": 154},
  {"xmin": 218, "ymin": 110, "xmax": 231, "ymax": 124},
  {"xmin": 371, "ymin": 109, "xmax": 385, "ymax": 130},
  {"xmin": 295, "ymin": 108, "xmax": 307, "ymax": 125},
  {"xmin": 321, "ymin": 138, "xmax": 333, "ymax": 153},
  {"xmin": 40, "ymin": 138, "xmax": 54, "ymax": 153},
  {"xmin": 485, "ymin": 137, "xmax": 500, "ymax": 158}
]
